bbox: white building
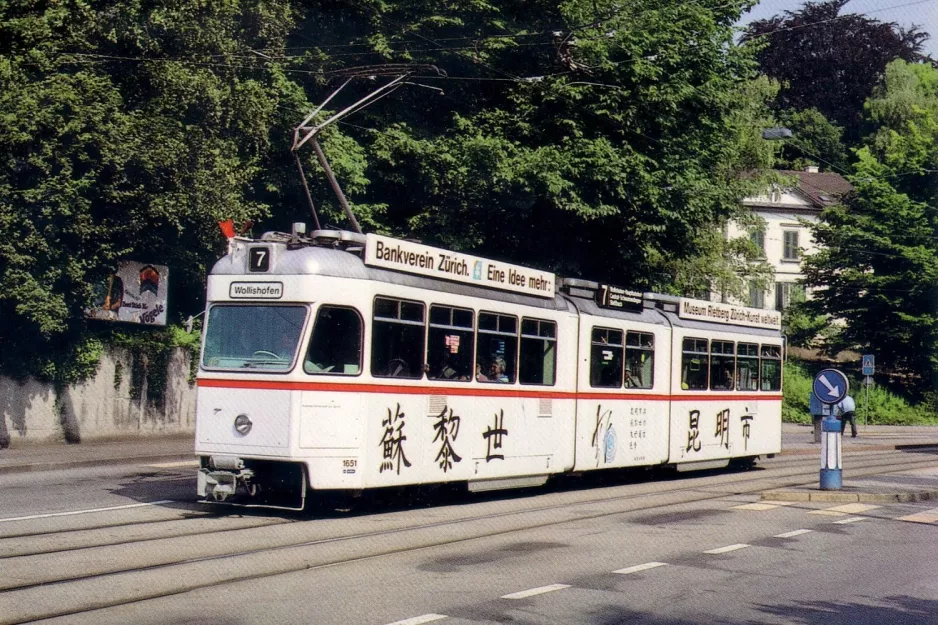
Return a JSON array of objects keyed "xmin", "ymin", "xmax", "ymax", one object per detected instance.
[{"xmin": 727, "ymin": 167, "xmax": 853, "ymax": 311}]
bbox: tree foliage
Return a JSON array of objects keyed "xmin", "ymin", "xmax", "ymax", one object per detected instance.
[
  {"xmin": 744, "ymin": 0, "xmax": 930, "ymax": 143},
  {"xmin": 803, "ymin": 60, "xmax": 938, "ymax": 388},
  {"xmin": 0, "ymin": 0, "xmax": 780, "ymax": 380}
]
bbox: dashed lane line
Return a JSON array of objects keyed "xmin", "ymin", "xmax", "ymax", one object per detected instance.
[
  {"xmin": 833, "ymin": 517, "xmax": 867, "ymax": 525},
  {"xmin": 775, "ymin": 529, "xmax": 813, "ymax": 538},
  {"xmin": 703, "ymin": 544, "xmax": 750, "ymax": 554},
  {"xmin": 0, "ymin": 500, "xmax": 174, "ymax": 523},
  {"xmin": 383, "ymin": 615, "xmax": 448, "ymax": 625},
  {"xmin": 502, "ymin": 584, "xmax": 571, "ymax": 600},
  {"xmin": 613, "ymin": 562, "xmax": 668, "ymax": 575}
]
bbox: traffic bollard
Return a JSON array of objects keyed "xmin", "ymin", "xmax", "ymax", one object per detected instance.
[{"xmin": 820, "ymin": 416, "xmax": 842, "ymax": 490}]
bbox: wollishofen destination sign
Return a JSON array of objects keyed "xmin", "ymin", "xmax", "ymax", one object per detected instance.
[
  {"xmin": 364, "ymin": 234, "xmax": 556, "ymax": 299},
  {"xmin": 678, "ymin": 298, "xmax": 781, "ymax": 330},
  {"xmin": 87, "ymin": 261, "xmax": 169, "ymax": 325}
]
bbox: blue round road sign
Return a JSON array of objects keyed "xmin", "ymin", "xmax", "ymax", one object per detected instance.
[{"xmin": 813, "ymin": 368, "xmax": 849, "ymax": 405}]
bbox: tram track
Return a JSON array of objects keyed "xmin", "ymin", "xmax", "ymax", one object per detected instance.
[
  {"xmin": 1, "ymin": 450, "xmax": 935, "ymax": 625},
  {"xmin": 0, "ymin": 448, "xmax": 906, "ymax": 561}
]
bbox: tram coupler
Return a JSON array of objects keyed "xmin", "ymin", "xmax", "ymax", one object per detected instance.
[{"xmin": 199, "ymin": 455, "xmax": 256, "ymax": 502}]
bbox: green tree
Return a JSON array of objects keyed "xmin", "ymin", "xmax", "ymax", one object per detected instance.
[
  {"xmin": 775, "ymin": 108, "xmax": 848, "ymax": 172},
  {"xmin": 744, "ymin": 0, "xmax": 930, "ymax": 142},
  {"xmin": 0, "ymin": 1, "xmax": 372, "ymax": 380}
]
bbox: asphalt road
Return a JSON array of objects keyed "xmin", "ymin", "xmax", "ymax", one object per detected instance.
[{"xmin": 1, "ymin": 451, "xmax": 937, "ymax": 625}]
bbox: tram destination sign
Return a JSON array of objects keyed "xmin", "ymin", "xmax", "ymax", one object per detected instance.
[
  {"xmin": 364, "ymin": 234, "xmax": 556, "ymax": 299},
  {"xmin": 678, "ymin": 298, "xmax": 781, "ymax": 330},
  {"xmin": 596, "ymin": 284, "xmax": 643, "ymax": 311}
]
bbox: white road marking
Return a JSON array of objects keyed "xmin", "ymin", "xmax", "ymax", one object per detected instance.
[
  {"xmin": 808, "ymin": 510, "xmax": 847, "ymax": 516},
  {"xmin": 733, "ymin": 500, "xmax": 798, "ymax": 511},
  {"xmin": 502, "ymin": 584, "xmax": 571, "ymax": 600},
  {"xmin": 383, "ymin": 615, "xmax": 448, "ymax": 625},
  {"xmin": 147, "ymin": 460, "xmax": 199, "ymax": 468},
  {"xmin": 897, "ymin": 508, "xmax": 938, "ymax": 524},
  {"xmin": 775, "ymin": 529, "xmax": 813, "ymax": 538},
  {"xmin": 825, "ymin": 503, "xmax": 880, "ymax": 514},
  {"xmin": 0, "ymin": 500, "xmax": 174, "ymax": 523},
  {"xmin": 833, "ymin": 517, "xmax": 867, "ymax": 525},
  {"xmin": 732, "ymin": 503, "xmax": 778, "ymax": 511},
  {"xmin": 704, "ymin": 543, "xmax": 750, "ymax": 554},
  {"xmin": 613, "ymin": 562, "xmax": 668, "ymax": 575}
]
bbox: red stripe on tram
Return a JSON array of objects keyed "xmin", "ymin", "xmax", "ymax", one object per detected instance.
[{"xmin": 196, "ymin": 378, "xmax": 783, "ymax": 401}]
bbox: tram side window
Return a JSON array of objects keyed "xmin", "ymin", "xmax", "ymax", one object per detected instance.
[
  {"xmin": 305, "ymin": 306, "xmax": 363, "ymax": 375},
  {"xmin": 681, "ymin": 338, "xmax": 709, "ymax": 390},
  {"xmin": 625, "ymin": 331, "xmax": 654, "ymax": 389},
  {"xmin": 371, "ymin": 297, "xmax": 426, "ymax": 379},
  {"xmin": 476, "ymin": 312, "xmax": 518, "ymax": 383},
  {"xmin": 760, "ymin": 344, "xmax": 782, "ymax": 391},
  {"xmin": 519, "ymin": 318, "xmax": 557, "ymax": 386},
  {"xmin": 427, "ymin": 305, "xmax": 474, "ymax": 382},
  {"xmin": 736, "ymin": 343, "xmax": 759, "ymax": 391},
  {"xmin": 709, "ymin": 341, "xmax": 736, "ymax": 391},
  {"xmin": 590, "ymin": 327, "xmax": 624, "ymax": 388}
]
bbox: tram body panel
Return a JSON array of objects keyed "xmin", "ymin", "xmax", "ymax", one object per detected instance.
[
  {"xmin": 572, "ymin": 312, "xmax": 672, "ymax": 472},
  {"xmin": 195, "ymin": 386, "xmax": 295, "ymax": 453},
  {"xmin": 665, "ymin": 321, "xmax": 784, "ymax": 465}
]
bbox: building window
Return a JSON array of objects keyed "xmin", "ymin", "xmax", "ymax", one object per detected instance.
[
  {"xmin": 775, "ymin": 283, "xmax": 806, "ymax": 311},
  {"xmin": 749, "ymin": 282, "xmax": 764, "ymax": 309},
  {"xmin": 750, "ymin": 230, "xmax": 765, "ymax": 256},
  {"xmin": 783, "ymin": 230, "xmax": 800, "ymax": 261}
]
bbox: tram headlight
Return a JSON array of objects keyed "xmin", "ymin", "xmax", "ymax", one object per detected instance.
[{"xmin": 234, "ymin": 414, "xmax": 253, "ymax": 436}]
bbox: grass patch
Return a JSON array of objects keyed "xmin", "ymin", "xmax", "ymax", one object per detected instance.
[{"xmin": 783, "ymin": 360, "xmax": 938, "ymax": 425}]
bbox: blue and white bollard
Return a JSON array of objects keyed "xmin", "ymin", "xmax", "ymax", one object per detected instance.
[{"xmin": 820, "ymin": 416, "xmax": 842, "ymax": 489}]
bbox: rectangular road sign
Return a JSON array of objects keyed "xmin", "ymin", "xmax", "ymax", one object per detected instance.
[{"xmin": 862, "ymin": 354, "xmax": 875, "ymax": 376}]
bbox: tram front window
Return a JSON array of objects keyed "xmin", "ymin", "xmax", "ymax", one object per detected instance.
[{"xmin": 202, "ymin": 305, "xmax": 307, "ymax": 371}]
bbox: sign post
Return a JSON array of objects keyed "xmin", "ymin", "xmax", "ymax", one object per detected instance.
[
  {"xmin": 862, "ymin": 354, "xmax": 875, "ymax": 426},
  {"xmin": 813, "ymin": 369, "xmax": 848, "ymax": 490}
]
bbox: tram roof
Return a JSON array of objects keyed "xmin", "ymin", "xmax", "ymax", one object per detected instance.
[{"xmin": 210, "ymin": 243, "xmax": 576, "ymax": 312}]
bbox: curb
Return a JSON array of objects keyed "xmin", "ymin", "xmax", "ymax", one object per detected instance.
[
  {"xmin": 762, "ymin": 489, "xmax": 938, "ymax": 504},
  {"xmin": 779, "ymin": 442, "xmax": 938, "ymax": 456},
  {"xmin": 0, "ymin": 454, "xmax": 197, "ymax": 476}
]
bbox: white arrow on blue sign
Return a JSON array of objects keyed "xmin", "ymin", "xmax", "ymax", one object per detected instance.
[
  {"xmin": 813, "ymin": 368, "xmax": 849, "ymax": 405},
  {"xmin": 862, "ymin": 354, "xmax": 875, "ymax": 376}
]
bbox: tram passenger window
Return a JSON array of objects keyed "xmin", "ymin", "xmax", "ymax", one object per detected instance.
[
  {"xmin": 760, "ymin": 344, "xmax": 782, "ymax": 391},
  {"xmin": 681, "ymin": 338, "xmax": 709, "ymax": 390},
  {"xmin": 709, "ymin": 341, "xmax": 736, "ymax": 391},
  {"xmin": 476, "ymin": 312, "xmax": 518, "ymax": 383},
  {"xmin": 736, "ymin": 343, "xmax": 759, "ymax": 391},
  {"xmin": 625, "ymin": 331, "xmax": 654, "ymax": 389},
  {"xmin": 520, "ymin": 318, "xmax": 557, "ymax": 385},
  {"xmin": 590, "ymin": 328, "xmax": 623, "ymax": 388},
  {"xmin": 304, "ymin": 306, "xmax": 362, "ymax": 375},
  {"xmin": 427, "ymin": 305, "xmax": 474, "ymax": 382},
  {"xmin": 371, "ymin": 297, "xmax": 425, "ymax": 379}
]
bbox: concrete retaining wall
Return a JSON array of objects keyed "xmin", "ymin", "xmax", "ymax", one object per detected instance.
[{"xmin": 0, "ymin": 348, "xmax": 196, "ymax": 447}]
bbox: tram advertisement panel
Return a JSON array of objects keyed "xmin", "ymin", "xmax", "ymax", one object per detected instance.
[{"xmin": 364, "ymin": 234, "xmax": 555, "ymax": 299}]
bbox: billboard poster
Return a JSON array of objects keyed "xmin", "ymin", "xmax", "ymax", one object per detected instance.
[{"xmin": 87, "ymin": 261, "xmax": 169, "ymax": 326}]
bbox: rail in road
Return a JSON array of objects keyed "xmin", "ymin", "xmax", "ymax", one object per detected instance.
[{"xmin": 1, "ymin": 450, "xmax": 936, "ymax": 624}]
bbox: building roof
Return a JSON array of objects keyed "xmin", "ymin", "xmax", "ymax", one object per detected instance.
[{"xmin": 776, "ymin": 169, "xmax": 853, "ymax": 207}]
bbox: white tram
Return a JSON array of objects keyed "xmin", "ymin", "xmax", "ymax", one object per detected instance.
[{"xmin": 195, "ymin": 228, "xmax": 784, "ymax": 509}]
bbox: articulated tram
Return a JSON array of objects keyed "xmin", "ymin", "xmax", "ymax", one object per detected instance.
[{"xmin": 195, "ymin": 228, "xmax": 783, "ymax": 509}]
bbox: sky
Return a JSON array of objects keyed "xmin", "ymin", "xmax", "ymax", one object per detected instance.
[{"xmin": 736, "ymin": 0, "xmax": 938, "ymax": 59}]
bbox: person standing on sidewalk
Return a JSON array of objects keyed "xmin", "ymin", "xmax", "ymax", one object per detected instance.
[
  {"xmin": 809, "ymin": 390, "xmax": 824, "ymax": 443},
  {"xmin": 836, "ymin": 394, "xmax": 858, "ymax": 438}
]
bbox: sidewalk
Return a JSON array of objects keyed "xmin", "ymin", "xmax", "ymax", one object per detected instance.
[
  {"xmin": 0, "ymin": 433, "xmax": 195, "ymax": 475},
  {"xmin": 765, "ymin": 423, "xmax": 938, "ymax": 504}
]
